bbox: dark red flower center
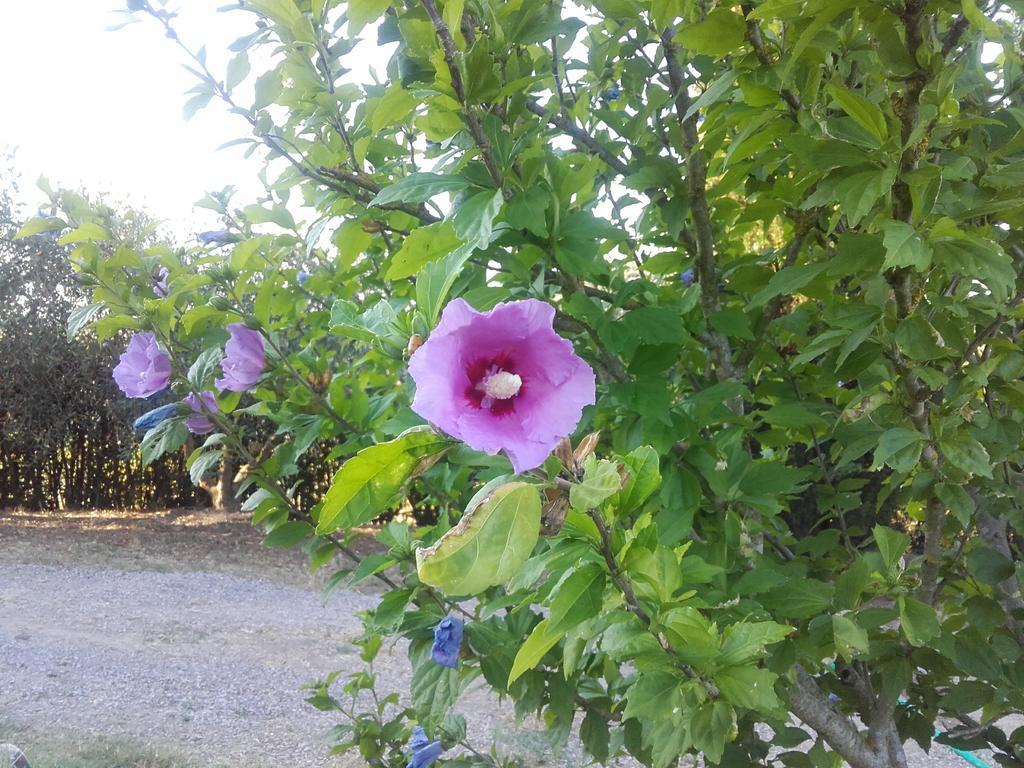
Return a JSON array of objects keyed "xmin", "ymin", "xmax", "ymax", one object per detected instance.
[{"xmin": 465, "ymin": 353, "xmax": 524, "ymax": 415}]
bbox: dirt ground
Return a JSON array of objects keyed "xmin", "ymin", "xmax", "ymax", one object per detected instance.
[
  {"xmin": 0, "ymin": 507, "xmax": 343, "ymax": 588},
  {"xmin": 0, "ymin": 508, "xmax": 1003, "ymax": 768}
]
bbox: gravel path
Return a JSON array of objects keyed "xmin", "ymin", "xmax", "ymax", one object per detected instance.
[
  {"xmin": 0, "ymin": 539, "xmax": 1000, "ymax": 768},
  {"xmin": 0, "ymin": 564, "xmax": 379, "ymax": 767}
]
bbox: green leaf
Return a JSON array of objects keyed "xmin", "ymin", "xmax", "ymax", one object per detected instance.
[
  {"xmin": 548, "ymin": 563, "xmax": 606, "ymax": 633},
  {"xmin": 895, "ymin": 315, "xmax": 946, "ymax": 361},
  {"xmin": 709, "ymin": 308, "xmax": 754, "ymax": 340},
  {"xmin": 938, "ymin": 434, "xmax": 993, "ymax": 478},
  {"xmin": 580, "ymin": 710, "xmax": 610, "ymax": 763},
  {"xmin": 624, "ymin": 671, "xmax": 683, "ymax": 721},
  {"xmin": 898, "ymin": 595, "xmax": 941, "ymax": 646},
  {"xmin": 651, "ymin": 0, "xmax": 684, "ymax": 29},
  {"xmin": 415, "ymin": 243, "xmax": 476, "ymax": 327},
  {"xmin": 931, "ymin": 234, "xmax": 1014, "ymax": 302},
  {"xmin": 140, "ymin": 419, "xmax": 189, "ymax": 465},
  {"xmin": 347, "ymin": 0, "xmax": 391, "ymax": 33},
  {"xmin": 832, "ymin": 614, "xmax": 870, "ymax": 660},
  {"xmin": 834, "ymin": 167, "xmax": 896, "ymax": 227},
  {"xmin": 961, "ymin": 0, "xmax": 1000, "ymax": 36},
  {"xmin": 967, "ymin": 547, "xmax": 1016, "ymax": 585},
  {"xmin": 873, "ymin": 524, "xmax": 910, "ymax": 573},
  {"xmin": 508, "ymin": 618, "xmax": 565, "ymax": 685},
  {"xmin": 451, "ymin": 189, "xmax": 503, "ymax": 246},
  {"xmin": 333, "ymin": 219, "xmax": 374, "ymax": 271},
  {"xmin": 714, "ymin": 666, "xmax": 783, "ymax": 712},
  {"xmin": 762, "ymin": 579, "xmax": 834, "ymax": 618},
  {"xmin": 611, "ymin": 446, "xmax": 661, "ymax": 516},
  {"xmin": 15, "ymin": 216, "xmax": 66, "ymax": 239},
  {"xmin": 940, "ymin": 680, "xmax": 996, "ymax": 713},
  {"xmin": 873, "ymin": 427, "xmax": 923, "ymax": 472},
  {"xmin": 410, "ymin": 639, "xmax": 460, "ymax": 727},
  {"xmin": 718, "ymin": 621, "xmax": 793, "ymax": 665},
  {"xmin": 690, "ymin": 701, "xmax": 736, "ymax": 765},
  {"xmin": 386, "ymin": 221, "xmax": 463, "ymax": 280},
  {"xmin": 188, "ymin": 346, "xmax": 224, "ymax": 389},
  {"xmin": 253, "ymin": 69, "xmax": 283, "ymax": 109},
  {"xmin": 182, "ymin": 90, "xmax": 214, "ymax": 120},
  {"xmin": 58, "ymin": 222, "xmax": 111, "ymax": 244},
  {"xmin": 675, "ymin": 9, "xmax": 746, "ymax": 56},
  {"xmin": 188, "ymin": 448, "xmax": 223, "ymax": 485},
  {"xmin": 317, "ymin": 427, "xmax": 451, "ymax": 533},
  {"xmin": 242, "ymin": 203, "xmax": 295, "ymax": 230},
  {"xmin": 683, "ymin": 70, "xmax": 736, "ymax": 122},
  {"xmin": 826, "ymin": 84, "xmax": 888, "ymax": 143},
  {"xmin": 417, "ymin": 482, "xmax": 542, "ymax": 595},
  {"xmin": 370, "ymin": 173, "xmax": 474, "ymax": 206},
  {"xmin": 749, "ymin": 263, "xmax": 828, "ymax": 307},
  {"xmin": 936, "ymin": 483, "xmax": 976, "ymax": 526},
  {"xmin": 263, "ymin": 520, "xmax": 313, "ymax": 548},
  {"xmin": 66, "ymin": 303, "xmax": 105, "ymax": 341},
  {"xmin": 570, "ymin": 456, "xmax": 622, "ymax": 510},
  {"xmin": 226, "ymin": 50, "xmax": 251, "ymax": 90},
  {"xmin": 370, "ymin": 85, "xmax": 417, "ymax": 133},
  {"xmin": 881, "ymin": 220, "xmax": 932, "ymax": 271}
]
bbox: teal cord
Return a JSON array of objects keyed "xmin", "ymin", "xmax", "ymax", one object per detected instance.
[{"xmin": 933, "ymin": 730, "xmax": 991, "ymax": 768}]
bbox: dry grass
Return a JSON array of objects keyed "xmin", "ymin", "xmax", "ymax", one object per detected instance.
[{"xmin": 0, "ymin": 718, "xmax": 212, "ymax": 768}]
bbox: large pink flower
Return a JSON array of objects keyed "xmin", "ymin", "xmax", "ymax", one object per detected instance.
[
  {"xmin": 409, "ymin": 299, "xmax": 595, "ymax": 474},
  {"xmin": 112, "ymin": 332, "xmax": 171, "ymax": 398}
]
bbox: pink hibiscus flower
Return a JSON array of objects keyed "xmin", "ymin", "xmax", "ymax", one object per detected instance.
[{"xmin": 409, "ymin": 299, "xmax": 595, "ymax": 474}]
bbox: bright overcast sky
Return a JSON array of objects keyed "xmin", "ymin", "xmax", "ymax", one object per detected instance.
[{"xmin": 0, "ymin": 1, "xmax": 272, "ymax": 230}]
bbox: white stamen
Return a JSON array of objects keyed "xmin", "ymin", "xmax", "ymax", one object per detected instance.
[{"xmin": 481, "ymin": 371, "xmax": 522, "ymax": 400}]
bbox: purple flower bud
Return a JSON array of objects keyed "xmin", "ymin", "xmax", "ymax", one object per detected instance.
[
  {"xmin": 215, "ymin": 323, "xmax": 266, "ymax": 392},
  {"xmin": 407, "ymin": 726, "xmax": 443, "ymax": 768},
  {"xmin": 827, "ymin": 693, "xmax": 841, "ymax": 704},
  {"xmin": 296, "ymin": 269, "xmax": 310, "ymax": 286},
  {"xmin": 133, "ymin": 402, "xmax": 180, "ymax": 432},
  {"xmin": 184, "ymin": 390, "xmax": 218, "ymax": 435},
  {"xmin": 680, "ymin": 268, "xmax": 695, "ymax": 287},
  {"xmin": 431, "ymin": 615, "xmax": 464, "ymax": 668},
  {"xmin": 154, "ymin": 267, "xmax": 170, "ymax": 298},
  {"xmin": 197, "ymin": 229, "xmax": 239, "ymax": 247},
  {"xmin": 113, "ymin": 332, "xmax": 171, "ymax": 399}
]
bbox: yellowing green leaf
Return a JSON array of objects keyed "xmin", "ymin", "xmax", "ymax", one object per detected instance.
[{"xmin": 417, "ymin": 482, "xmax": 542, "ymax": 595}]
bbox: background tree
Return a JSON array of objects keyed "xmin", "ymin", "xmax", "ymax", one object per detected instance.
[{"xmin": 38, "ymin": 0, "xmax": 1024, "ymax": 765}]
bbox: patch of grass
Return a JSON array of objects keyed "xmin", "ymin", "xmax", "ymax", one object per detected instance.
[{"xmin": 0, "ymin": 719, "xmax": 204, "ymax": 768}]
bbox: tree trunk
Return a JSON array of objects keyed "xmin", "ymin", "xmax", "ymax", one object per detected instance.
[{"xmin": 198, "ymin": 453, "xmax": 238, "ymax": 513}]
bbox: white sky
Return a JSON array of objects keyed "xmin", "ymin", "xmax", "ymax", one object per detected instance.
[{"xmin": 0, "ymin": 2, "xmax": 268, "ymax": 231}]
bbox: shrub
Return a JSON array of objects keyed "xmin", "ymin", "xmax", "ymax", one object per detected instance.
[{"xmin": 33, "ymin": 0, "xmax": 1024, "ymax": 765}]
